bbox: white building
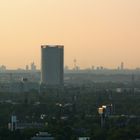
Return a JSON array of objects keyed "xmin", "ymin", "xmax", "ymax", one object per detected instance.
[
  {"xmin": 31, "ymin": 132, "xmax": 54, "ymax": 140},
  {"xmin": 41, "ymin": 45, "xmax": 64, "ymax": 86},
  {"xmin": 78, "ymin": 137, "xmax": 90, "ymax": 140}
]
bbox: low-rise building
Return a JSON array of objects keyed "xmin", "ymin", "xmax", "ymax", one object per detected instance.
[{"xmin": 31, "ymin": 132, "xmax": 54, "ymax": 140}]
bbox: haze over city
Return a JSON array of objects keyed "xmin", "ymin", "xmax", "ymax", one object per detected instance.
[{"xmin": 0, "ymin": 0, "xmax": 140, "ymax": 69}]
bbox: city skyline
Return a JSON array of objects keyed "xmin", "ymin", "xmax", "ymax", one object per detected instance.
[{"xmin": 0, "ymin": 0, "xmax": 140, "ymax": 69}]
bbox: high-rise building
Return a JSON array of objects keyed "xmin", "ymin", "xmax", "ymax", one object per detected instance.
[
  {"xmin": 41, "ymin": 45, "xmax": 64, "ymax": 86},
  {"xmin": 121, "ymin": 62, "xmax": 124, "ymax": 70},
  {"xmin": 31, "ymin": 62, "xmax": 36, "ymax": 71}
]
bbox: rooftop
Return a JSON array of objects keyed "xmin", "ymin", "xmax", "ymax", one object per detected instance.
[{"xmin": 41, "ymin": 45, "xmax": 64, "ymax": 49}]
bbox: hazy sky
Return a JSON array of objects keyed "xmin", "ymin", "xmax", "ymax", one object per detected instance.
[{"xmin": 0, "ymin": 0, "xmax": 140, "ymax": 69}]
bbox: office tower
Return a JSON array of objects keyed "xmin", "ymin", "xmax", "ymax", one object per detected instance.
[
  {"xmin": 121, "ymin": 62, "xmax": 124, "ymax": 70},
  {"xmin": 41, "ymin": 45, "xmax": 64, "ymax": 86},
  {"xmin": 31, "ymin": 62, "xmax": 36, "ymax": 71}
]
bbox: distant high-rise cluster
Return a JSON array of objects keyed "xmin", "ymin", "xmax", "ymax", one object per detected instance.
[
  {"xmin": 0, "ymin": 65, "xmax": 6, "ymax": 71},
  {"xmin": 41, "ymin": 45, "xmax": 64, "ymax": 86}
]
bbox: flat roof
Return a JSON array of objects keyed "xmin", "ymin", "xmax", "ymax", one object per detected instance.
[{"xmin": 41, "ymin": 45, "xmax": 64, "ymax": 49}]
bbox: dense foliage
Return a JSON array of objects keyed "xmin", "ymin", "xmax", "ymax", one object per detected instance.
[{"xmin": 0, "ymin": 82, "xmax": 140, "ymax": 139}]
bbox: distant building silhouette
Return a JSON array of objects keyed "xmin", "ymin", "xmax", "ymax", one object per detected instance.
[
  {"xmin": 0, "ymin": 65, "xmax": 6, "ymax": 71},
  {"xmin": 25, "ymin": 65, "xmax": 29, "ymax": 71},
  {"xmin": 41, "ymin": 45, "xmax": 64, "ymax": 86},
  {"xmin": 121, "ymin": 62, "xmax": 124, "ymax": 70},
  {"xmin": 31, "ymin": 62, "xmax": 36, "ymax": 71}
]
